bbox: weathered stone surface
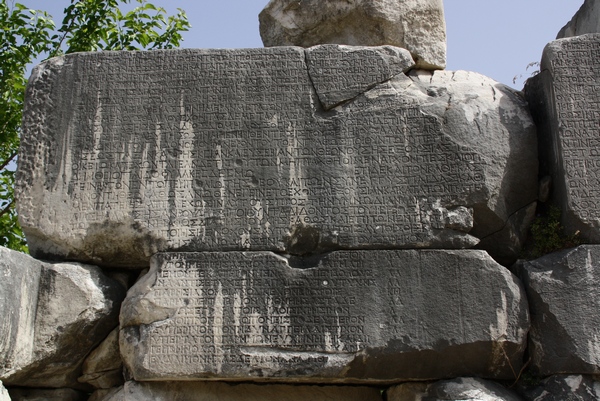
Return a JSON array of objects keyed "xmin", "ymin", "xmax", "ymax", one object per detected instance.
[
  {"xmin": 524, "ymin": 34, "xmax": 600, "ymax": 242},
  {"xmin": 0, "ymin": 381, "xmax": 8, "ymax": 401},
  {"xmin": 78, "ymin": 328, "xmax": 123, "ymax": 389},
  {"xmin": 305, "ymin": 45, "xmax": 414, "ymax": 109},
  {"xmin": 105, "ymin": 380, "xmax": 383, "ymax": 401},
  {"xmin": 388, "ymin": 377, "xmax": 524, "ymax": 401},
  {"xmin": 0, "ymin": 246, "xmax": 125, "ymax": 388},
  {"xmin": 557, "ymin": 0, "xmax": 600, "ymax": 39},
  {"xmin": 120, "ymin": 250, "xmax": 529, "ymax": 382},
  {"xmin": 259, "ymin": 0, "xmax": 446, "ymax": 69},
  {"xmin": 17, "ymin": 49, "xmax": 537, "ymax": 267},
  {"xmin": 7, "ymin": 388, "xmax": 87, "ymax": 401},
  {"xmin": 519, "ymin": 375, "xmax": 600, "ymax": 401},
  {"xmin": 517, "ymin": 245, "xmax": 600, "ymax": 375}
]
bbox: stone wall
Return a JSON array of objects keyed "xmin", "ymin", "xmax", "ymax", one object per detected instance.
[{"xmin": 2, "ymin": 1, "xmax": 600, "ymax": 400}]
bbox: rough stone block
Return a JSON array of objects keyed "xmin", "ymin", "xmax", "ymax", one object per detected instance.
[
  {"xmin": 557, "ymin": 0, "xmax": 600, "ymax": 39},
  {"xmin": 17, "ymin": 48, "xmax": 537, "ymax": 267},
  {"xmin": 104, "ymin": 380, "xmax": 383, "ymax": 401},
  {"xmin": 525, "ymin": 34, "xmax": 600, "ymax": 242},
  {"xmin": 387, "ymin": 377, "xmax": 524, "ymax": 401},
  {"xmin": 0, "ymin": 246, "xmax": 125, "ymax": 388},
  {"xmin": 120, "ymin": 250, "xmax": 529, "ymax": 382},
  {"xmin": 78, "ymin": 328, "xmax": 124, "ymax": 389},
  {"xmin": 259, "ymin": 0, "xmax": 447, "ymax": 69},
  {"xmin": 519, "ymin": 375, "xmax": 600, "ymax": 401},
  {"xmin": 517, "ymin": 245, "xmax": 600, "ymax": 375}
]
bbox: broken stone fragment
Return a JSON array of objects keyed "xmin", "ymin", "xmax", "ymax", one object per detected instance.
[
  {"xmin": 120, "ymin": 250, "xmax": 529, "ymax": 382},
  {"xmin": 516, "ymin": 245, "xmax": 600, "ymax": 375},
  {"xmin": 0, "ymin": 246, "xmax": 126, "ymax": 388},
  {"xmin": 17, "ymin": 48, "xmax": 537, "ymax": 267},
  {"xmin": 259, "ymin": 0, "xmax": 447, "ymax": 69},
  {"xmin": 387, "ymin": 377, "xmax": 524, "ymax": 401},
  {"xmin": 78, "ymin": 328, "xmax": 124, "ymax": 389},
  {"xmin": 305, "ymin": 45, "xmax": 415, "ymax": 109},
  {"xmin": 557, "ymin": 0, "xmax": 600, "ymax": 38}
]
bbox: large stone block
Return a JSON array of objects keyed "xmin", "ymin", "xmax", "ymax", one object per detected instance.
[
  {"xmin": 259, "ymin": 0, "xmax": 447, "ymax": 69},
  {"xmin": 387, "ymin": 377, "xmax": 524, "ymax": 401},
  {"xmin": 0, "ymin": 246, "xmax": 125, "ymax": 388},
  {"xmin": 104, "ymin": 381, "xmax": 382, "ymax": 401},
  {"xmin": 120, "ymin": 250, "xmax": 529, "ymax": 382},
  {"xmin": 17, "ymin": 48, "xmax": 537, "ymax": 267},
  {"xmin": 525, "ymin": 34, "xmax": 600, "ymax": 242},
  {"xmin": 557, "ymin": 0, "xmax": 600, "ymax": 39},
  {"xmin": 517, "ymin": 245, "xmax": 600, "ymax": 375}
]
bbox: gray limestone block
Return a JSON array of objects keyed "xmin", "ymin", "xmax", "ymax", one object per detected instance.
[
  {"xmin": 388, "ymin": 377, "xmax": 524, "ymax": 401},
  {"xmin": 519, "ymin": 375, "xmax": 600, "ymax": 401},
  {"xmin": 517, "ymin": 245, "xmax": 600, "ymax": 375},
  {"xmin": 17, "ymin": 48, "xmax": 538, "ymax": 267},
  {"xmin": 259, "ymin": 0, "xmax": 447, "ymax": 70},
  {"xmin": 78, "ymin": 328, "xmax": 124, "ymax": 389},
  {"xmin": 305, "ymin": 45, "xmax": 415, "ymax": 109},
  {"xmin": 88, "ymin": 387, "xmax": 122, "ymax": 401},
  {"xmin": 557, "ymin": 0, "xmax": 600, "ymax": 39},
  {"xmin": 6, "ymin": 388, "xmax": 87, "ymax": 401},
  {"xmin": 119, "ymin": 250, "xmax": 529, "ymax": 382},
  {"xmin": 0, "ymin": 246, "xmax": 126, "ymax": 388},
  {"xmin": 524, "ymin": 34, "xmax": 600, "ymax": 243},
  {"xmin": 104, "ymin": 380, "xmax": 383, "ymax": 401}
]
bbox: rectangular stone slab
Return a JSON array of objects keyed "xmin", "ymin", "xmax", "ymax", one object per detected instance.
[
  {"xmin": 120, "ymin": 250, "xmax": 529, "ymax": 382},
  {"xmin": 525, "ymin": 34, "xmax": 600, "ymax": 242},
  {"xmin": 17, "ymin": 47, "xmax": 537, "ymax": 267}
]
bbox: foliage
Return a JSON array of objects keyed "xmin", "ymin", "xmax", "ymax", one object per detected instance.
[
  {"xmin": 0, "ymin": 0, "xmax": 189, "ymax": 252},
  {"xmin": 526, "ymin": 204, "xmax": 580, "ymax": 259}
]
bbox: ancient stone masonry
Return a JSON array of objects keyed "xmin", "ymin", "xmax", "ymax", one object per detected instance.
[
  {"xmin": 9, "ymin": 1, "xmax": 600, "ymax": 399},
  {"xmin": 16, "ymin": 46, "xmax": 537, "ymax": 268},
  {"xmin": 120, "ymin": 250, "xmax": 528, "ymax": 381},
  {"xmin": 525, "ymin": 34, "xmax": 600, "ymax": 242}
]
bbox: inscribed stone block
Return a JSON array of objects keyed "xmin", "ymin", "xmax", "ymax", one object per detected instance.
[
  {"xmin": 120, "ymin": 250, "xmax": 529, "ymax": 382},
  {"xmin": 525, "ymin": 34, "xmax": 600, "ymax": 242}
]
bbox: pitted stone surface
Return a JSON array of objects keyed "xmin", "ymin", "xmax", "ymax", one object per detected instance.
[
  {"xmin": 0, "ymin": 246, "xmax": 125, "ymax": 388},
  {"xmin": 305, "ymin": 45, "xmax": 414, "ymax": 109},
  {"xmin": 17, "ymin": 48, "xmax": 537, "ymax": 267},
  {"xmin": 525, "ymin": 34, "xmax": 600, "ymax": 243},
  {"xmin": 387, "ymin": 377, "xmax": 524, "ymax": 401},
  {"xmin": 557, "ymin": 0, "xmax": 600, "ymax": 39},
  {"xmin": 120, "ymin": 250, "xmax": 529, "ymax": 382},
  {"xmin": 259, "ymin": 0, "xmax": 447, "ymax": 69},
  {"xmin": 517, "ymin": 245, "xmax": 600, "ymax": 375},
  {"xmin": 104, "ymin": 381, "xmax": 382, "ymax": 401}
]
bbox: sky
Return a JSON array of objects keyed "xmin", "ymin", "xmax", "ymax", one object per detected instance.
[{"xmin": 21, "ymin": 0, "xmax": 584, "ymax": 89}]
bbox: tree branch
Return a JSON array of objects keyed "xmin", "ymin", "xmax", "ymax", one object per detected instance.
[
  {"xmin": 0, "ymin": 199, "xmax": 15, "ymax": 219},
  {"xmin": 0, "ymin": 152, "xmax": 18, "ymax": 171}
]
